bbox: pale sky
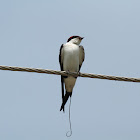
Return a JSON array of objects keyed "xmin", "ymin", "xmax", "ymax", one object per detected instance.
[{"xmin": 0, "ymin": 0, "xmax": 140, "ymax": 140}]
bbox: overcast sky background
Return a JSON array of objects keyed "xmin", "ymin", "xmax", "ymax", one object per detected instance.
[{"xmin": 0, "ymin": 0, "xmax": 140, "ymax": 140}]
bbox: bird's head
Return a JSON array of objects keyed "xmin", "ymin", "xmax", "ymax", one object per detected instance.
[{"xmin": 67, "ymin": 36, "xmax": 84, "ymax": 45}]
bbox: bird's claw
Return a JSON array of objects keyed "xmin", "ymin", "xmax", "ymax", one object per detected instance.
[
  {"xmin": 66, "ymin": 70, "xmax": 70, "ymax": 75},
  {"xmin": 77, "ymin": 71, "xmax": 81, "ymax": 76}
]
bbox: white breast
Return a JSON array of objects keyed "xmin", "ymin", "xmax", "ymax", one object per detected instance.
[{"xmin": 63, "ymin": 43, "xmax": 79, "ymax": 72}]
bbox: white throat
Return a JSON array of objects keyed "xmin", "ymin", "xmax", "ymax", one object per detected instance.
[{"xmin": 69, "ymin": 38, "xmax": 81, "ymax": 45}]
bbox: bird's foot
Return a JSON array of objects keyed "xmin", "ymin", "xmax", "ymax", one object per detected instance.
[
  {"xmin": 65, "ymin": 70, "xmax": 70, "ymax": 77},
  {"xmin": 77, "ymin": 71, "xmax": 81, "ymax": 76},
  {"xmin": 74, "ymin": 71, "xmax": 80, "ymax": 78},
  {"xmin": 66, "ymin": 70, "xmax": 70, "ymax": 74}
]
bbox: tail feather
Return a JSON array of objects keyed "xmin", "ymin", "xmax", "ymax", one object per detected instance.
[{"xmin": 60, "ymin": 92, "xmax": 72, "ymax": 112}]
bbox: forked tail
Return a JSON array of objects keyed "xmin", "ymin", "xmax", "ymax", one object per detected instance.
[{"xmin": 60, "ymin": 91, "xmax": 72, "ymax": 112}]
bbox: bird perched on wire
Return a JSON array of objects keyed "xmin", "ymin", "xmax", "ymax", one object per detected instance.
[{"xmin": 59, "ymin": 36, "xmax": 85, "ymax": 112}]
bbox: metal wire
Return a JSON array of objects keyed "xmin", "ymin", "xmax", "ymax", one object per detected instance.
[{"xmin": 0, "ymin": 65, "xmax": 140, "ymax": 83}]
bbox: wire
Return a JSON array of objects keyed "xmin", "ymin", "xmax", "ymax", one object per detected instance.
[
  {"xmin": 66, "ymin": 97, "xmax": 72, "ymax": 137},
  {"xmin": 0, "ymin": 65, "xmax": 140, "ymax": 83}
]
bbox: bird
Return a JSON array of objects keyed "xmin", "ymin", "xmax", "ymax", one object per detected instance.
[{"xmin": 59, "ymin": 36, "xmax": 85, "ymax": 112}]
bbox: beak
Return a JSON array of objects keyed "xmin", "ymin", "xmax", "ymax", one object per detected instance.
[{"xmin": 80, "ymin": 37, "xmax": 84, "ymax": 40}]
